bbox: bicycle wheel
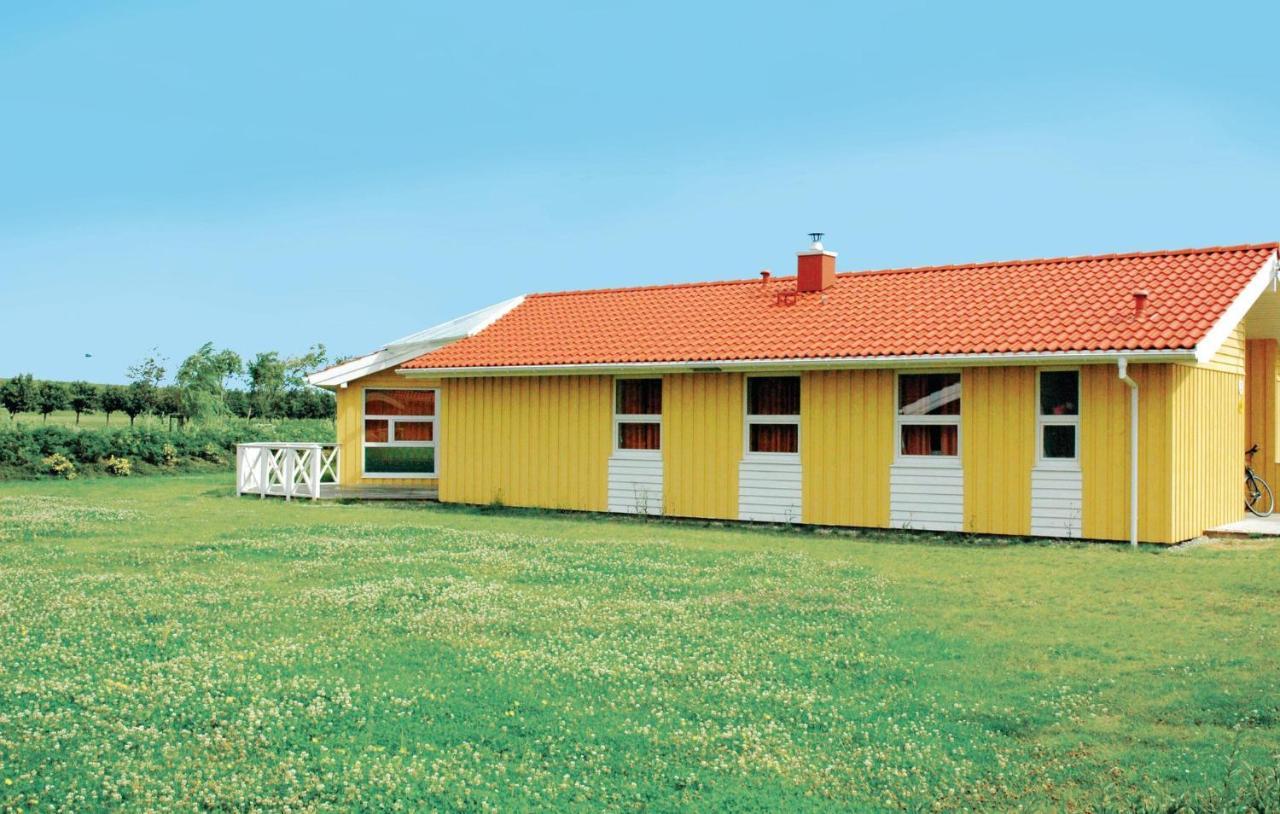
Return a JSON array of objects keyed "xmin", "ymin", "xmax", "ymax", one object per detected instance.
[{"xmin": 1246, "ymin": 472, "xmax": 1275, "ymax": 517}]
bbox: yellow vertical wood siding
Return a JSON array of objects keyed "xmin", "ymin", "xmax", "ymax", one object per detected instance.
[
  {"xmin": 1079, "ymin": 364, "xmax": 1175, "ymax": 543},
  {"xmin": 1245, "ymin": 339, "xmax": 1279, "ymax": 495},
  {"xmin": 1170, "ymin": 364, "xmax": 1244, "ymax": 540},
  {"xmin": 335, "ymin": 369, "xmax": 442, "ymax": 488},
  {"xmin": 663, "ymin": 372, "xmax": 743, "ymax": 520},
  {"xmin": 962, "ymin": 367, "xmax": 1035, "ymax": 535},
  {"xmin": 1203, "ymin": 322, "xmax": 1247, "ymax": 374},
  {"xmin": 800, "ymin": 370, "xmax": 894, "ymax": 527},
  {"xmin": 438, "ymin": 375, "xmax": 611, "ymax": 510}
]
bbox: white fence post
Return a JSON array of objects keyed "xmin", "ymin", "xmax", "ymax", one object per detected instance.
[
  {"xmin": 310, "ymin": 447, "xmax": 321, "ymax": 499},
  {"xmin": 259, "ymin": 448, "xmax": 268, "ymax": 500},
  {"xmin": 235, "ymin": 445, "xmax": 244, "ymax": 496},
  {"xmin": 284, "ymin": 448, "xmax": 295, "ymax": 501}
]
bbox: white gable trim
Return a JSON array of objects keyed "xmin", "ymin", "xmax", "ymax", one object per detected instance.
[
  {"xmin": 1194, "ymin": 251, "xmax": 1279, "ymax": 365},
  {"xmin": 307, "ymin": 296, "xmax": 524, "ymax": 388}
]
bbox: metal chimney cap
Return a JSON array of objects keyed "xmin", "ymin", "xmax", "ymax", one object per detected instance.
[{"xmin": 808, "ymin": 232, "xmax": 825, "ymax": 251}]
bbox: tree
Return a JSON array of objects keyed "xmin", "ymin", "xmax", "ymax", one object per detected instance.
[
  {"xmin": 68, "ymin": 381, "xmax": 99, "ymax": 425},
  {"xmin": 157, "ymin": 387, "xmax": 184, "ymax": 430},
  {"xmin": 246, "ymin": 352, "xmax": 286, "ymax": 419},
  {"xmin": 100, "ymin": 385, "xmax": 128, "ymax": 426},
  {"xmin": 0, "ymin": 374, "xmax": 35, "ymax": 421},
  {"xmin": 175, "ymin": 342, "xmax": 243, "ymax": 422},
  {"xmin": 123, "ymin": 382, "xmax": 151, "ymax": 427},
  {"xmin": 284, "ymin": 344, "xmax": 328, "ymax": 390},
  {"xmin": 126, "ymin": 349, "xmax": 167, "ymax": 426},
  {"xmin": 248, "ymin": 345, "xmax": 328, "ymax": 419},
  {"xmin": 35, "ymin": 381, "xmax": 69, "ymax": 423}
]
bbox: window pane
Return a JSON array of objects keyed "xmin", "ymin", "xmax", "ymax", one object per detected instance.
[
  {"xmin": 618, "ymin": 422, "xmax": 660, "ymax": 450},
  {"xmin": 394, "ymin": 421, "xmax": 434, "ymax": 442},
  {"xmin": 748, "ymin": 377, "xmax": 800, "ymax": 415},
  {"xmin": 1040, "ymin": 371, "xmax": 1079, "ymax": 416},
  {"xmin": 365, "ymin": 446, "xmax": 435, "ymax": 474},
  {"xmin": 364, "ymin": 419, "xmax": 388, "ymax": 442},
  {"xmin": 1043, "ymin": 425, "xmax": 1076, "ymax": 459},
  {"xmin": 750, "ymin": 423, "xmax": 798, "ymax": 453},
  {"xmin": 900, "ymin": 424, "xmax": 959, "ymax": 456},
  {"xmin": 617, "ymin": 379, "xmax": 662, "ymax": 415},
  {"xmin": 366, "ymin": 389, "xmax": 435, "ymax": 416},
  {"xmin": 898, "ymin": 374, "xmax": 961, "ymax": 416}
]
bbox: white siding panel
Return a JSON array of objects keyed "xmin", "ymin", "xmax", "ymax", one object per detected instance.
[
  {"xmin": 890, "ymin": 463, "xmax": 964, "ymax": 531},
  {"xmin": 1031, "ymin": 467, "xmax": 1082, "ymax": 538},
  {"xmin": 739, "ymin": 458, "xmax": 802, "ymax": 523},
  {"xmin": 608, "ymin": 456, "xmax": 663, "ymax": 515}
]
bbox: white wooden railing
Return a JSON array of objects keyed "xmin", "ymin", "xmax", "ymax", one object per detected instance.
[{"xmin": 236, "ymin": 443, "xmax": 340, "ymax": 500}]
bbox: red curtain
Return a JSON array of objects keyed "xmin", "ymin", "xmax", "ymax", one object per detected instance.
[
  {"xmin": 394, "ymin": 421, "xmax": 434, "ymax": 442},
  {"xmin": 364, "ymin": 419, "xmax": 388, "ymax": 442},
  {"xmin": 901, "ymin": 425, "xmax": 957, "ymax": 456},
  {"xmin": 898, "ymin": 374, "xmax": 960, "ymax": 416},
  {"xmin": 366, "ymin": 389, "xmax": 435, "ymax": 416},
  {"xmin": 618, "ymin": 423, "xmax": 660, "ymax": 450},
  {"xmin": 751, "ymin": 423, "xmax": 798, "ymax": 453},
  {"xmin": 748, "ymin": 377, "xmax": 800, "ymax": 415},
  {"xmin": 617, "ymin": 380, "xmax": 662, "ymax": 415}
]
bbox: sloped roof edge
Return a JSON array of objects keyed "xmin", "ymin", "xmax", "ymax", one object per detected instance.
[{"xmin": 307, "ymin": 296, "xmax": 524, "ymax": 387}]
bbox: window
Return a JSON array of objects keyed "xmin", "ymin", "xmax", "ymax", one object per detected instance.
[
  {"xmin": 1038, "ymin": 370, "xmax": 1079, "ymax": 463},
  {"xmin": 363, "ymin": 389, "xmax": 437, "ymax": 476},
  {"xmin": 615, "ymin": 378, "xmax": 662, "ymax": 452},
  {"xmin": 897, "ymin": 373, "xmax": 960, "ymax": 458},
  {"xmin": 746, "ymin": 376, "xmax": 800, "ymax": 454}
]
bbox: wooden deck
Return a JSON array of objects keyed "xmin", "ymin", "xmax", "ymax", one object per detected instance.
[{"xmin": 316, "ymin": 484, "xmax": 438, "ymax": 501}]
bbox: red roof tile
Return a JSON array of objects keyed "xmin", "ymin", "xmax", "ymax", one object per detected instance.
[{"xmin": 403, "ymin": 243, "xmax": 1279, "ymax": 370}]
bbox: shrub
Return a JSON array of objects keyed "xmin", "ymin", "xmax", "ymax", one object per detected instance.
[
  {"xmin": 0, "ymin": 418, "xmax": 334, "ymax": 479},
  {"xmin": 103, "ymin": 455, "xmax": 132, "ymax": 476},
  {"xmin": 42, "ymin": 453, "xmax": 77, "ymax": 479}
]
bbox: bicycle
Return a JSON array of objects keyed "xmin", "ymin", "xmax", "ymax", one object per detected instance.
[{"xmin": 1245, "ymin": 444, "xmax": 1274, "ymax": 517}]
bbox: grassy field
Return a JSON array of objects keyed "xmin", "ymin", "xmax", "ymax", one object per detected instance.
[
  {"xmin": 1, "ymin": 475, "xmax": 1278, "ymax": 811},
  {"xmin": 5, "ymin": 409, "xmax": 169, "ymax": 430}
]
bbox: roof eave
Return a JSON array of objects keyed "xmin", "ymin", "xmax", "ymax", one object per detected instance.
[{"xmin": 397, "ymin": 348, "xmax": 1198, "ymax": 378}]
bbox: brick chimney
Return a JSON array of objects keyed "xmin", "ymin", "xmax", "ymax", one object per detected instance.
[{"xmin": 797, "ymin": 232, "xmax": 836, "ymax": 293}]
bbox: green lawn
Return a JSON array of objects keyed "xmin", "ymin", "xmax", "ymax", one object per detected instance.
[
  {"xmin": 5, "ymin": 409, "xmax": 168, "ymax": 430},
  {"xmin": 1, "ymin": 475, "xmax": 1278, "ymax": 811}
]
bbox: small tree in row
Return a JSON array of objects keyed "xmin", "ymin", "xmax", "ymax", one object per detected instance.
[
  {"xmin": 35, "ymin": 381, "xmax": 69, "ymax": 423},
  {"xmin": 1, "ymin": 374, "xmax": 35, "ymax": 421},
  {"xmin": 67, "ymin": 381, "xmax": 98, "ymax": 425}
]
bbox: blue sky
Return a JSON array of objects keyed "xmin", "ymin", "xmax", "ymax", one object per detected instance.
[{"xmin": 2, "ymin": 1, "xmax": 1278, "ymax": 382}]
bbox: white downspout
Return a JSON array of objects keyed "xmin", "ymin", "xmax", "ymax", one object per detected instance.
[{"xmin": 1117, "ymin": 358, "xmax": 1139, "ymax": 547}]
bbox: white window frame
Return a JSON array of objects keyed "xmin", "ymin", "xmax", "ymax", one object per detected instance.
[
  {"xmin": 894, "ymin": 370, "xmax": 962, "ymax": 466},
  {"xmin": 743, "ymin": 374, "xmax": 801, "ymax": 460},
  {"xmin": 613, "ymin": 377, "xmax": 662, "ymax": 458},
  {"xmin": 361, "ymin": 387, "xmax": 439, "ymax": 479},
  {"xmin": 1036, "ymin": 368, "xmax": 1080, "ymax": 469}
]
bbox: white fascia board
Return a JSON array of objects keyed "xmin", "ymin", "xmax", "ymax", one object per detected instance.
[
  {"xmin": 1194, "ymin": 250, "xmax": 1279, "ymax": 364},
  {"xmin": 397, "ymin": 348, "xmax": 1197, "ymax": 378},
  {"xmin": 385, "ymin": 296, "xmax": 524, "ymax": 350},
  {"xmin": 307, "ymin": 344, "xmax": 448, "ymax": 388},
  {"xmin": 307, "ymin": 295, "xmax": 525, "ymax": 388}
]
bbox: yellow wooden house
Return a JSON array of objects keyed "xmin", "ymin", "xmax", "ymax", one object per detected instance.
[{"xmin": 285, "ymin": 239, "xmax": 1280, "ymax": 545}]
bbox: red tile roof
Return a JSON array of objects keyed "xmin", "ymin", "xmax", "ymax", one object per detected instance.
[{"xmin": 403, "ymin": 243, "xmax": 1278, "ymax": 370}]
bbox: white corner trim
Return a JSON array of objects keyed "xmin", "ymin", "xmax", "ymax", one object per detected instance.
[{"xmin": 1195, "ymin": 251, "xmax": 1279, "ymax": 365}]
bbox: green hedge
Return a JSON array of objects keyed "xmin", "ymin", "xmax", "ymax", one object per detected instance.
[{"xmin": 0, "ymin": 419, "xmax": 335, "ymax": 479}]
